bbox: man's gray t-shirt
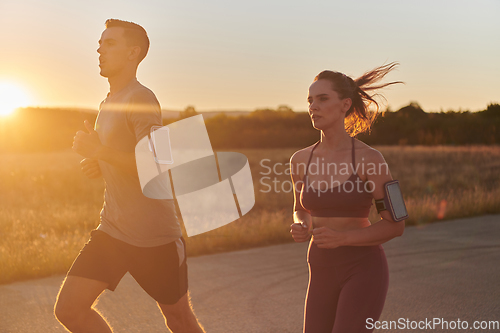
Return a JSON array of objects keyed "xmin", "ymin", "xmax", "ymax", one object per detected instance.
[{"xmin": 95, "ymin": 78, "xmax": 181, "ymax": 247}]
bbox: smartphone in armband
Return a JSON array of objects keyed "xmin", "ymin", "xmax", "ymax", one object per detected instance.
[
  {"xmin": 148, "ymin": 126, "xmax": 174, "ymax": 165},
  {"xmin": 374, "ymin": 180, "xmax": 409, "ymax": 222}
]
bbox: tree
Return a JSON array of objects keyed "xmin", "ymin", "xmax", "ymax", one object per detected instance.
[
  {"xmin": 276, "ymin": 105, "xmax": 293, "ymax": 113},
  {"xmin": 178, "ymin": 105, "xmax": 198, "ymax": 119},
  {"xmin": 482, "ymin": 103, "xmax": 500, "ymax": 118}
]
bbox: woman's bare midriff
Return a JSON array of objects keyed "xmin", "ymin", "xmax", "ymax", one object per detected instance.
[{"xmin": 312, "ymin": 216, "xmax": 371, "ymax": 231}]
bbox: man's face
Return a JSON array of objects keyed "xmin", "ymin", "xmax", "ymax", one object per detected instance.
[{"xmin": 97, "ymin": 27, "xmax": 132, "ymax": 78}]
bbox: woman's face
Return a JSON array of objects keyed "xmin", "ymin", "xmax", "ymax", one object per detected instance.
[{"xmin": 307, "ymin": 79, "xmax": 351, "ymax": 131}]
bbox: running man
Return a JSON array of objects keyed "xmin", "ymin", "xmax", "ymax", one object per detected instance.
[{"xmin": 54, "ymin": 19, "xmax": 205, "ymax": 333}]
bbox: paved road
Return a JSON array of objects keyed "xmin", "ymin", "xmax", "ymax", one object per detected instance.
[{"xmin": 1, "ymin": 214, "xmax": 499, "ymax": 332}]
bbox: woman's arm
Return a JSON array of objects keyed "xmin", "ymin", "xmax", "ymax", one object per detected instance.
[
  {"xmin": 289, "ymin": 150, "xmax": 313, "ymax": 242},
  {"xmin": 312, "ymin": 218, "xmax": 404, "ymax": 248},
  {"xmin": 312, "ymin": 148, "xmax": 406, "ymax": 248}
]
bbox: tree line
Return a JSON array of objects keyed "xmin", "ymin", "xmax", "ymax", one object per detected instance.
[
  {"xmin": 0, "ymin": 102, "xmax": 498, "ymax": 153},
  {"xmin": 197, "ymin": 102, "xmax": 500, "ymax": 149}
]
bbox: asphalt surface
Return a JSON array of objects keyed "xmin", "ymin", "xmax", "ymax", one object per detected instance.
[{"xmin": 0, "ymin": 214, "xmax": 499, "ymax": 333}]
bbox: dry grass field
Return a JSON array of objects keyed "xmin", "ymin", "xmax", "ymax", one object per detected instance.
[{"xmin": 1, "ymin": 145, "xmax": 499, "ymax": 284}]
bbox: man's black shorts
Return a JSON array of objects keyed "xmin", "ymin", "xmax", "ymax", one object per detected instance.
[{"xmin": 68, "ymin": 229, "xmax": 188, "ymax": 305}]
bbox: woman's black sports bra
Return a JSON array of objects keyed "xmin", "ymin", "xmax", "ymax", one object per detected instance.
[{"xmin": 300, "ymin": 137, "xmax": 373, "ymax": 218}]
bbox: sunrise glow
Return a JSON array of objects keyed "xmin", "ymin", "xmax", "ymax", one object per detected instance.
[{"xmin": 0, "ymin": 82, "xmax": 30, "ymax": 117}]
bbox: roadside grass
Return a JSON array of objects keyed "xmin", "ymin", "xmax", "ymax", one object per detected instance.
[{"xmin": 1, "ymin": 145, "xmax": 499, "ymax": 284}]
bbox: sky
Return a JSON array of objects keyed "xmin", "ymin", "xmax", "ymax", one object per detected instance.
[{"xmin": 0, "ymin": 0, "xmax": 499, "ymax": 113}]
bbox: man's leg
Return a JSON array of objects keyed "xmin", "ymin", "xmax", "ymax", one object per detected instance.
[
  {"xmin": 129, "ymin": 237, "xmax": 204, "ymax": 332},
  {"xmin": 54, "ymin": 276, "xmax": 113, "ymax": 333},
  {"xmin": 157, "ymin": 291, "xmax": 205, "ymax": 333}
]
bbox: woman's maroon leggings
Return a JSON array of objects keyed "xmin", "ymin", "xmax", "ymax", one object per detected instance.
[{"xmin": 304, "ymin": 241, "xmax": 389, "ymax": 333}]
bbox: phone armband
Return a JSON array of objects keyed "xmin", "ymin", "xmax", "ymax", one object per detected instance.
[
  {"xmin": 374, "ymin": 180, "xmax": 409, "ymax": 222},
  {"xmin": 148, "ymin": 125, "xmax": 174, "ymax": 165}
]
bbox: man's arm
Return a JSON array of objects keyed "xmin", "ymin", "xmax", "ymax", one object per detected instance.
[
  {"xmin": 73, "ymin": 120, "xmax": 138, "ymax": 175},
  {"xmin": 80, "ymin": 158, "xmax": 102, "ymax": 179}
]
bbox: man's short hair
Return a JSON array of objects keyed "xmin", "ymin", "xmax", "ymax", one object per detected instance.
[{"xmin": 105, "ymin": 19, "xmax": 150, "ymax": 63}]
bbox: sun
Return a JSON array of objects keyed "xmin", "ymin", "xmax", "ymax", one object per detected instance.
[{"xmin": 0, "ymin": 82, "xmax": 31, "ymax": 117}]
